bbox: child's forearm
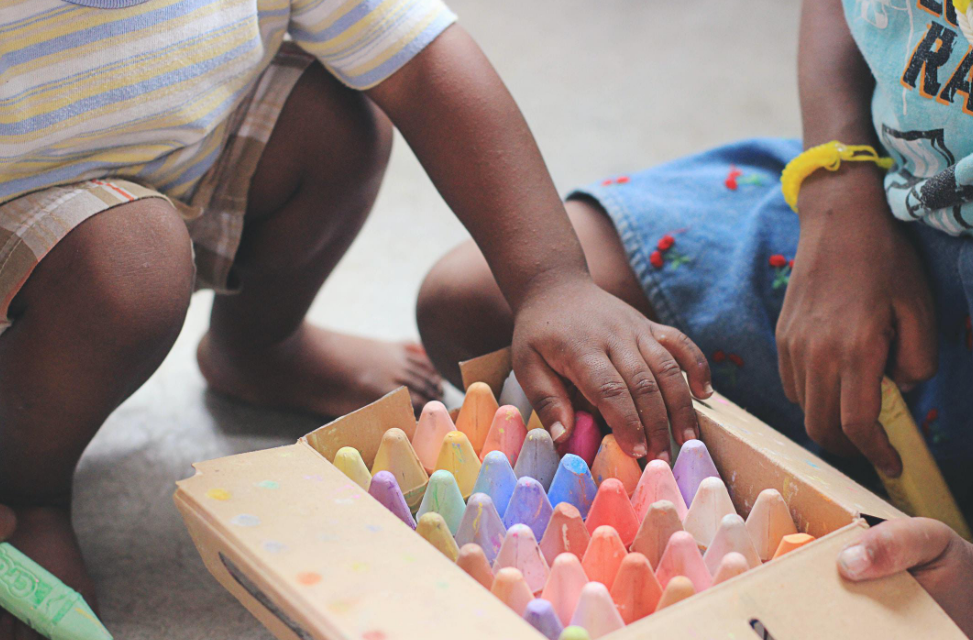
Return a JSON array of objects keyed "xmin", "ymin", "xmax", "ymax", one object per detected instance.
[
  {"xmin": 798, "ymin": 0, "xmax": 878, "ymax": 149},
  {"xmin": 367, "ymin": 25, "xmax": 589, "ymax": 313}
]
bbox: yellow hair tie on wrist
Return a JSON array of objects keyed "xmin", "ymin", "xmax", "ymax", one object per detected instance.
[{"xmin": 780, "ymin": 141, "xmax": 894, "ymax": 212}]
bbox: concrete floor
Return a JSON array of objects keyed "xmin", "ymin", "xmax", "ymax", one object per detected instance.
[{"xmin": 75, "ymin": 2, "xmax": 802, "ymax": 637}]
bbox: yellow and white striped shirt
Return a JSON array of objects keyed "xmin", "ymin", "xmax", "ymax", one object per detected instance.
[{"xmin": 0, "ymin": 0, "xmax": 456, "ymax": 204}]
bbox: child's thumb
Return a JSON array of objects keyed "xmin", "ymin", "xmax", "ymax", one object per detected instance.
[
  {"xmin": 837, "ymin": 518, "xmax": 954, "ymax": 581},
  {"xmin": 515, "ymin": 355, "xmax": 575, "ymax": 445}
]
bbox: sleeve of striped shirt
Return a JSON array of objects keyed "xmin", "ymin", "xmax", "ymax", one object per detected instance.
[{"xmin": 289, "ymin": 0, "xmax": 458, "ymax": 89}]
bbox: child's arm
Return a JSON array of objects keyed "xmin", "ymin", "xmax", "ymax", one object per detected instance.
[
  {"xmin": 775, "ymin": 0, "xmax": 937, "ymax": 477},
  {"xmin": 367, "ymin": 25, "xmax": 712, "ymax": 459},
  {"xmin": 838, "ymin": 518, "xmax": 973, "ymax": 636}
]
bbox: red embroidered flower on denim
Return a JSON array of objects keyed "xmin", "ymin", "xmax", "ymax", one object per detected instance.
[{"xmin": 769, "ymin": 254, "xmax": 793, "ymax": 289}]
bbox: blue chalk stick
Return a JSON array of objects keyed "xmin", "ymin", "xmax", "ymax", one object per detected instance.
[
  {"xmin": 471, "ymin": 451, "xmax": 519, "ymax": 517},
  {"xmin": 547, "ymin": 454, "xmax": 598, "ymax": 519}
]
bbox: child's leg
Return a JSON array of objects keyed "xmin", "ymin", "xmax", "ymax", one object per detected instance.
[
  {"xmin": 417, "ymin": 198, "xmax": 653, "ymax": 387},
  {"xmin": 0, "ymin": 199, "xmax": 194, "ymax": 633},
  {"xmin": 197, "ymin": 63, "xmax": 442, "ymax": 417}
]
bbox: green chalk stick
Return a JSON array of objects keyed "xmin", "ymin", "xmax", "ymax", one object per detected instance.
[{"xmin": 0, "ymin": 543, "xmax": 112, "ymax": 640}]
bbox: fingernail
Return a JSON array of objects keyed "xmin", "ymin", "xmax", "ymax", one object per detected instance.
[
  {"xmin": 899, "ymin": 382, "xmax": 915, "ymax": 393},
  {"xmin": 656, "ymin": 450, "xmax": 671, "ymax": 464},
  {"xmin": 838, "ymin": 544, "xmax": 871, "ymax": 578},
  {"xmin": 631, "ymin": 442, "xmax": 648, "ymax": 458},
  {"xmin": 704, "ymin": 382, "xmax": 714, "ymax": 397},
  {"xmin": 550, "ymin": 421, "xmax": 567, "ymax": 442},
  {"xmin": 683, "ymin": 429, "xmax": 697, "ymax": 443}
]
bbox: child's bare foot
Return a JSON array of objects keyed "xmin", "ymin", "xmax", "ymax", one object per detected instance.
[
  {"xmin": 197, "ymin": 323, "xmax": 444, "ymax": 418},
  {"xmin": 0, "ymin": 507, "xmax": 97, "ymax": 640}
]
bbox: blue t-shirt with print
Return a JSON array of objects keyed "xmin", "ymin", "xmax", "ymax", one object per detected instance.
[{"xmin": 845, "ymin": 0, "xmax": 973, "ymax": 235}]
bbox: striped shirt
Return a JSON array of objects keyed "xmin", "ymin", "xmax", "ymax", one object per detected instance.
[{"xmin": 0, "ymin": 0, "xmax": 456, "ymax": 204}]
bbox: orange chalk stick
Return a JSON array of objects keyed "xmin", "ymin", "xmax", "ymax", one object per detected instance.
[
  {"xmin": 591, "ymin": 435, "xmax": 642, "ymax": 496},
  {"xmin": 540, "ymin": 503, "xmax": 591, "ymax": 565},
  {"xmin": 457, "ymin": 543, "xmax": 495, "ymax": 589},
  {"xmin": 654, "ymin": 576, "xmax": 695, "ymax": 612},
  {"xmin": 772, "ymin": 533, "xmax": 815, "ymax": 559},
  {"xmin": 371, "ymin": 428, "xmax": 429, "ymax": 511},
  {"xmin": 456, "ymin": 382, "xmax": 500, "ymax": 454},
  {"xmin": 610, "ymin": 552, "xmax": 662, "ymax": 625},
  {"xmin": 480, "ymin": 405, "xmax": 528, "ymax": 465},
  {"xmin": 631, "ymin": 500, "xmax": 684, "ymax": 570},
  {"xmin": 584, "ymin": 478, "xmax": 639, "ymax": 547},
  {"xmin": 581, "ymin": 525, "xmax": 627, "ymax": 588},
  {"xmin": 745, "ymin": 488, "xmax": 798, "ymax": 562},
  {"xmin": 491, "ymin": 567, "xmax": 534, "ymax": 616}
]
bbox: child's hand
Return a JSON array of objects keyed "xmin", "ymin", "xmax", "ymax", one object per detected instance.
[
  {"xmin": 775, "ymin": 167, "xmax": 937, "ymax": 477},
  {"xmin": 511, "ymin": 277, "xmax": 713, "ymax": 461},
  {"xmin": 838, "ymin": 518, "xmax": 973, "ymax": 636},
  {"xmin": 0, "ymin": 505, "xmax": 14, "ymax": 541}
]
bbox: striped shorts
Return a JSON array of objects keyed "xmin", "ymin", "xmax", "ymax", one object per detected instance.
[{"xmin": 0, "ymin": 44, "xmax": 314, "ymax": 336}]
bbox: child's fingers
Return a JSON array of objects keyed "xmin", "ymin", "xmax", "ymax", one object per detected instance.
[
  {"xmin": 515, "ymin": 350, "xmax": 575, "ymax": 444},
  {"xmin": 637, "ymin": 335, "xmax": 699, "ymax": 448},
  {"xmin": 610, "ymin": 344, "xmax": 670, "ymax": 461},
  {"xmin": 837, "ymin": 518, "xmax": 955, "ymax": 582},
  {"xmin": 776, "ymin": 336, "xmax": 799, "ymax": 405},
  {"xmin": 840, "ymin": 367, "xmax": 902, "ymax": 478},
  {"xmin": 0, "ymin": 505, "xmax": 15, "ymax": 541},
  {"xmin": 803, "ymin": 372, "xmax": 854, "ymax": 455},
  {"xmin": 890, "ymin": 302, "xmax": 938, "ymax": 389},
  {"xmin": 648, "ymin": 324, "xmax": 713, "ymax": 399},
  {"xmin": 568, "ymin": 351, "xmax": 649, "ymax": 458}
]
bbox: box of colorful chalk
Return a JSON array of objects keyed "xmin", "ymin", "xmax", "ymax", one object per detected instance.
[{"xmin": 174, "ymin": 347, "xmax": 966, "ymax": 640}]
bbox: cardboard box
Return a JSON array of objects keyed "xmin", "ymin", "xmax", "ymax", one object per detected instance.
[{"xmin": 175, "ymin": 348, "xmax": 965, "ymax": 640}]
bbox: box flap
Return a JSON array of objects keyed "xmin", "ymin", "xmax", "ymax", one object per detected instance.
[
  {"xmin": 459, "ymin": 346, "xmax": 511, "ymax": 397},
  {"xmin": 611, "ymin": 520, "xmax": 964, "ymax": 639},
  {"xmin": 303, "ymin": 387, "xmax": 416, "ymax": 465},
  {"xmin": 175, "ymin": 443, "xmax": 541, "ymax": 640}
]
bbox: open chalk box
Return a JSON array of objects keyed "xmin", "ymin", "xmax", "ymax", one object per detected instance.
[{"xmin": 175, "ymin": 348, "xmax": 965, "ymax": 639}]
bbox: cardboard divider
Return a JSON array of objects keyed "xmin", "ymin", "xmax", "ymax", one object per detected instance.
[
  {"xmin": 175, "ymin": 347, "xmax": 963, "ymax": 640},
  {"xmin": 459, "ymin": 347, "xmax": 511, "ymax": 396}
]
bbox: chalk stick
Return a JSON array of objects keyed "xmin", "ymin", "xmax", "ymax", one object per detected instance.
[
  {"xmin": 503, "ymin": 476, "xmax": 555, "ymax": 541},
  {"xmin": 491, "ymin": 567, "xmax": 534, "ymax": 616},
  {"xmin": 631, "ymin": 500, "xmax": 684, "ymax": 570},
  {"xmin": 539, "ymin": 503, "xmax": 591, "ymax": 565},
  {"xmin": 631, "ymin": 459, "xmax": 688, "ymax": 522},
  {"xmin": 471, "ymin": 451, "xmax": 519, "ymax": 518},
  {"xmin": 416, "ymin": 469, "xmax": 467, "ymax": 535},
  {"xmin": 557, "ymin": 411, "xmax": 601, "ymax": 468},
  {"xmin": 527, "ymin": 410, "xmax": 545, "ymax": 432},
  {"xmin": 655, "ymin": 531, "xmax": 712, "ymax": 593},
  {"xmin": 541, "ymin": 553, "xmax": 589, "ymax": 627},
  {"xmin": 515, "ymin": 429, "xmax": 560, "ymax": 491},
  {"xmin": 559, "ymin": 626, "xmax": 592, "ymax": 640},
  {"xmin": 433, "ymin": 430, "xmax": 482, "ymax": 499},
  {"xmin": 610, "ymin": 552, "xmax": 662, "ymax": 625},
  {"xmin": 456, "ymin": 382, "xmax": 500, "ymax": 453},
  {"xmin": 367, "ymin": 470, "xmax": 416, "ymax": 530},
  {"xmin": 654, "ymin": 576, "xmax": 695, "ymax": 612},
  {"xmin": 672, "ymin": 439, "xmax": 720, "ymax": 506},
  {"xmin": 457, "ymin": 543, "xmax": 495, "ymax": 589},
  {"xmin": 333, "ymin": 446, "xmax": 371, "ymax": 491},
  {"xmin": 547, "ymin": 454, "xmax": 598, "ymax": 519},
  {"xmin": 702, "ymin": 514, "xmax": 761, "ymax": 574},
  {"xmin": 711, "ymin": 551, "xmax": 749, "ymax": 585},
  {"xmin": 0, "ymin": 543, "xmax": 113, "ymax": 640},
  {"xmin": 493, "ymin": 523, "xmax": 550, "ymax": 594},
  {"xmin": 455, "ymin": 493, "xmax": 507, "ymax": 564},
  {"xmin": 569, "ymin": 582, "xmax": 624, "ymax": 639},
  {"xmin": 591, "ymin": 434, "xmax": 641, "ymax": 496},
  {"xmin": 416, "ymin": 512, "xmax": 459, "ymax": 561},
  {"xmin": 745, "ymin": 488, "xmax": 798, "ymax": 562},
  {"xmin": 371, "ymin": 428, "xmax": 429, "ymax": 511},
  {"xmin": 584, "ymin": 478, "xmax": 639, "ymax": 547},
  {"xmin": 523, "ymin": 598, "xmax": 564, "ymax": 640},
  {"xmin": 499, "ymin": 371, "xmax": 534, "ymax": 425},
  {"xmin": 683, "ymin": 477, "xmax": 736, "ymax": 552},
  {"xmin": 772, "ymin": 532, "xmax": 815, "ymax": 559},
  {"xmin": 480, "ymin": 405, "xmax": 528, "ymax": 465},
  {"xmin": 413, "ymin": 401, "xmax": 456, "ymax": 473},
  {"xmin": 581, "ymin": 525, "xmax": 626, "ymax": 588}
]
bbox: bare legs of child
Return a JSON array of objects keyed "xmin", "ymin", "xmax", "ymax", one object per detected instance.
[
  {"xmin": 417, "ymin": 197, "xmax": 653, "ymax": 388},
  {"xmin": 0, "ymin": 63, "xmax": 440, "ymax": 638}
]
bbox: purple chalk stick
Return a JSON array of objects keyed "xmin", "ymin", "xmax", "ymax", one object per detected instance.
[
  {"xmin": 523, "ymin": 599, "xmax": 564, "ymax": 640},
  {"xmin": 672, "ymin": 439, "xmax": 721, "ymax": 506},
  {"xmin": 456, "ymin": 493, "xmax": 508, "ymax": 564},
  {"xmin": 368, "ymin": 470, "xmax": 417, "ymax": 529},
  {"xmin": 503, "ymin": 476, "xmax": 554, "ymax": 541}
]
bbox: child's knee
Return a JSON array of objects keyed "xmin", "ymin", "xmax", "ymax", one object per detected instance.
[{"xmin": 17, "ymin": 198, "xmax": 194, "ymax": 358}]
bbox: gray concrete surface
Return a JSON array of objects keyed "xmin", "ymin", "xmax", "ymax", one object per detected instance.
[{"xmin": 75, "ymin": 2, "xmax": 802, "ymax": 637}]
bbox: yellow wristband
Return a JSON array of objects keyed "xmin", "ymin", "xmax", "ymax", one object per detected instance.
[{"xmin": 780, "ymin": 141, "xmax": 894, "ymax": 212}]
